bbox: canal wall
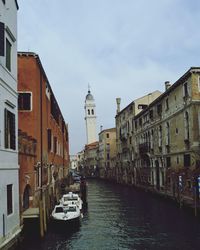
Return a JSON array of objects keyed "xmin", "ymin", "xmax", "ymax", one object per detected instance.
[{"xmin": 99, "ymin": 170, "xmax": 200, "ymax": 217}]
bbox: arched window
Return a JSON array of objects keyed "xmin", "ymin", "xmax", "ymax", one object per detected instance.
[
  {"xmin": 88, "ymin": 109, "xmax": 90, "ymax": 115},
  {"xmin": 91, "ymin": 109, "xmax": 94, "ymax": 115}
]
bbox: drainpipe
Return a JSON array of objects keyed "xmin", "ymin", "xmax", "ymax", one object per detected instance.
[{"xmin": 39, "ymin": 65, "xmax": 44, "ymax": 237}]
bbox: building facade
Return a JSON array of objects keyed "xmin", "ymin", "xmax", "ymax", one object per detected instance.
[
  {"xmin": 98, "ymin": 128, "xmax": 117, "ymax": 179},
  {"xmin": 85, "ymin": 89, "xmax": 97, "ymax": 144},
  {"xmin": 18, "ymin": 52, "xmax": 70, "ymax": 231},
  {"xmin": 84, "ymin": 141, "xmax": 99, "ymax": 177},
  {"xmin": 133, "ymin": 68, "xmax": 200, "ymax": 206},
  {"xmin": 70, "ymin": 155, "xmax": 78, "ymax": 172},
  {"xmin": 115, "ymin": 91, "xmax": 162, "ymax": 184},
  {"xmin": 0, "ymin": 1, "xmax": 21, "ymax": 248}
]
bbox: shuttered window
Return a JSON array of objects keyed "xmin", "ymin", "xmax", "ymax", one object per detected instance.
[
  {"xmin": 6, "ymin": 38, "xmax": 11, "ymax": 71},
  {"xmin": 7, "ymin": 184, "xmax": 13, "ymax": 215},
  {"xmin": 18, "ymin": 92, "xmax": 31, "ymax": 110},
  {"xmin": 4, "ymin": 109, "xmax": 16, "ymax": 150},
  {"xmin": 0, "ymin": 22, "xmax": 5, "ymax": 56}
]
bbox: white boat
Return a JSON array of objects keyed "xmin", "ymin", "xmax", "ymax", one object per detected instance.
[
  {"xmin": 51, "ymin": 204, "xmax": 81, "ymax": 223},
  {"xmin": 60, "ymin": 192, "xmax": 83, "ymax": 210}
]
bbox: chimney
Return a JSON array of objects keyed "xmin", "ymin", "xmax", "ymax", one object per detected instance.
[
  {"xmin": 116, "ymin": 98, "xmax": 121, "ymax": 114},
  {"xmin": 100, "ymin": 125, "xmax": 103, "ymax": 132},
  {"xmin": 165, "ymin": 81, "xmax": 171, "ymax": 91}
]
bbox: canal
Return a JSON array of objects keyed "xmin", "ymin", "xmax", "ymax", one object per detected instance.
[{"xmin": 19, "ymin": 179, "xmax": 200, "ymax": 250}]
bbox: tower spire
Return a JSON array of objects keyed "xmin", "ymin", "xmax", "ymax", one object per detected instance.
[{"xmin": 88, "ymin": 83, "xmax": 91, "ymax": 93}]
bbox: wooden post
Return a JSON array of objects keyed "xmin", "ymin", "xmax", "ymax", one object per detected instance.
[
  {"xmin": 43, "ymin": 194, "xmax": 47, "ymax": 232},
  {"xmin": 39, "ymin": 200, "xmax": 44, "ymax": 238},
  {"xmin": 194, "ymin": 186, "xmax": 197, "ymax": 217}
]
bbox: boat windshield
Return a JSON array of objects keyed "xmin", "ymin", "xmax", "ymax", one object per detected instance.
[
  {"xmin": 64, "ymin": 197, "xmax": 78, "ymax": 201},
  {"xmin": 55, "ymin": 207, "xmax": 63, "ymax": 213},
  {"xmin": 67, "ymin": 207, "xmax": 77, "ymax": 212}
]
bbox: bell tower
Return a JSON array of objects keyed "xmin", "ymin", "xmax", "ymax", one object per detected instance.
[{"xmin": 84, "ymin": 87, "xmax": 97, "ymax": 144}]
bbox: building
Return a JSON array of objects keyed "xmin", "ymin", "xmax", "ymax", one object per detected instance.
[
  {"xmin": 77, "ymin": 150, "xmax": 85, "ymax": 175},
  {"xmin": 133, "ymin": 68, "xmax": 200, "ymax": 206},
  {"xmin": 98, "ymin": 128, "xmax": 117, "ymax": 179},
  {"xmin": 115, "ymin": 91, "xmax": 162, "ymax": 184},
  {"xmin": 18, "ymin": 52, "xmax": 69, "ymax": 235},
  {"xmin": 0, "ymin": 1, "xmax": 21, "ymax": 249},
  {"xmin": 85, "ymin": 88, "xmax": 97, "ymax": 144},
  {"xmin": 70, "ymin": 155, "xmax": 78, "ymax": 172},
  {"xmin": 84, "ymin": 141, "xmax": 99, "ymax": 177}
]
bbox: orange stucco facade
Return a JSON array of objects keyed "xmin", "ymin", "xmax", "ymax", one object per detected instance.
[{"xmin": 18, "ymin": 52, "xmax": 69, "ymax": 212}]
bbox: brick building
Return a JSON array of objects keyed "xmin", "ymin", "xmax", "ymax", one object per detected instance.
[{"xmin": 18, "ymin": 52, "xmax": 69, "ymax": 228}]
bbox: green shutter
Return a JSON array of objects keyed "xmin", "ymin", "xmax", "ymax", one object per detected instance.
[
  {"xmin": 10, "ymin": 112, "xmax": 16, "ymax": 150},
  {"xmin": 4, "ymin": 109, "xmax": 8, "ymax": 148}
]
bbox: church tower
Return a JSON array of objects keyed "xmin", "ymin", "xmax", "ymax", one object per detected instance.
[{"xmin": 85, "ymin": 87, "xmax": 97, "ymax": 144}]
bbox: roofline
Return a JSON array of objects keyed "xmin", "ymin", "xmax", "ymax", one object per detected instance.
[
  {"xmin": 115, "ymin": 90, "xmax": 162, "ymax": 118},
  {"xmin": 99, "ymin": 127, "xmax": 116, "ymax": 135},
  {"xmin": 134, "ymin": 67, "xmax": 200, "ymax": 119},
  {"xmin": 18, "ymin": 52, "xmax": 67, "ymax": 126}
]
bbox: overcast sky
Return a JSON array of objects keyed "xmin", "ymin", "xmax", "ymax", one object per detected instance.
[{"xmin": 17, "ymin": 0, "xmax": 200, "ymax": 154}]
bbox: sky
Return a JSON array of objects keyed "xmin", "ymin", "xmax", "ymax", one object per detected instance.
[{"xmin": 17, "ymin": 0, "xmax": 200, "ymax": 154}]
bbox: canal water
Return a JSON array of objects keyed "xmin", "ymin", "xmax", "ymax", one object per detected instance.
[{"xmin": 19, "ymin": 179, "xmax": 200, "ymax": 250}]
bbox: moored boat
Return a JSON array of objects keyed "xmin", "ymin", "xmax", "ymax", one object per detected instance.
[
  {"xmin": 60, "ymin": 192, "xmax": 83, "ymax": 210},
  {"xmin": 51, "ymin": 204, "xmax": 81, "ymax": 225}
]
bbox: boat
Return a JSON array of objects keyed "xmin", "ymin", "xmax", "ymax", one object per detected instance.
[
  {"xmin": 60, "ymin": 192, "xmax": 83, "ymax": 210},
  {"xmin": 51, "ymin": 204, "xmax": 81, "ymax": 224}
]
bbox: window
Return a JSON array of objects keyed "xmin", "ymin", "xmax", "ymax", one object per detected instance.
[
  {"xmin": 0, "ymin": 22, "xmax": 5, "ymax": 56},
  {"xmin": 139, "ymin": 118, "xmax": 142, "ymax": 126},
  {"xmin": 7, "ymin": 184, "xmax": 13, "ymax": 215},
  {"xmin": 6, "ymin": 38, "xmax": 11, "ymax": 71},
  {"xmin": 184, "ymin": 154, "xmax": 191, "ymax": 167},
  {"xmin": 166, "ymin": 157, "xmax": 171, "ymax": 168},
  {"xmin": 88, "ymin": 109, "xmax": 90, "ymax": 115},
  {"xmin": 158, "ymin": 125, "xmax": 162, "ymax": 148},
  {"xmin": 18, "ymin": 92, "xmax": 31, "ymax": 111},
  {"xmin": 106, "ymin": 133, "xmax": 109, "ymax": 138},
  {"xmin": 135, "ymin": 120, "xmax": 137, "ymax": 130},
  {"xmin": 166, "ymin": 122, "xmax": 170, "ymax": 146},
  {"xmin": 107, "ymin": 153, "xmax": 110, "ymax": 160},
  {"xmin": 54, "ymin": 136, "xmax": 57, "ymax": 153},
  {"xmin": 166, "ymin": 98, "xmax": 169, "ymax": 110},
  {"xmin": 5, "ymin": 109, "xmax": 16, "ymax": 150},
  {"xmin": 91, "ymin": 109, "xmax": 94, "ymax": 115},
  {"xmin": 157, "ymin": 103, "xmax": 162, "ymax": 116},
  {"xmin": 2, "ymin": 0, "xmax": 6, "ymax": 4},
  {"xmin": 47, "ymin": 129, "xmax": 51, "ymax": 151},
  {"xmin": 183, "ymin": 82, "xmax": 189, "ymax": 97},
  {"xmin": 184, "ymin": 111, "xmax": 189, "ymax": 141},
  {"xmin": 149, "ymin": 109, "xmax": 153, "ymax": 120}
]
